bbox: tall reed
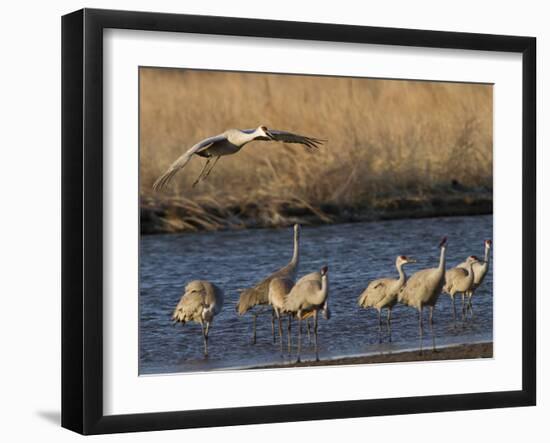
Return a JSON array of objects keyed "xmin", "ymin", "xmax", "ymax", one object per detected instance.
[{"xmin": 140, "ymin": 68, "xmax": 492, "ymax": 212}]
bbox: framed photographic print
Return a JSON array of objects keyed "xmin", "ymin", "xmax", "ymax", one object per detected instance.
[{"xmin": 61, "ymin": 8, "xmax": 536, "ymax": 435}]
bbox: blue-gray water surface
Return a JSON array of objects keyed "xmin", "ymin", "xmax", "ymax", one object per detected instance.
[{"xmin": 140, "ymin": 215, "xmax": 492, "ymax": 375}]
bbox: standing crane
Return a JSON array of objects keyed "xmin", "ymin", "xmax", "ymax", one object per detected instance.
[
  {"xmin": 272, "ymin": 270, "xmax": 331, "ymax": 355},
  {"xmin": 152, "ymin": 126, "xmax": 325, "ymax": 190},
  {"xmin": 171, "ymin": 280, "xmax": 224, "ymax": 357},
  {"xmin": 457, "ymin": 240, "xmax": 492, "ymax": 318},
  {"xmin": 358, "ymin": 255, "xmax": 416, "ymax": 342},
  {"xmin": 284, "ymin": 266, "xmax": 330, "ymax": 363},
  {"xmin": 398, "ymin": 237, "xmax": 447, "ymax": 354},
  {"xmin": 443, "ymin": 255, "xmax": 481, "ymax": 323},
  {"xmin": 236, "ymin": 224, "xmax": 300, "ymax": 344},
  {"xmin": 268, "ymin": 277, "xmax": 294, "ymax": 353}
]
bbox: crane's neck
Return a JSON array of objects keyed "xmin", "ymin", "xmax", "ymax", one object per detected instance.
[
  {"xmin": 396, "ymin": 261, "xmax": 407, "ymax": 286},
  {"xmin": 310, "ymin": 275, "xmax": 329, "ymax": 307},
  {"xmin": 438, "ymin": 246, "xmax": 447, "ymax": 273},
  {"xmin": 290, "ymin": 229, "xmax": 299, "ymax": 268},
  {"xmin": 484, "ymin": 244, "xmax": 491, "ymax": 264},
  {"xmin": 251, "ymin": 128, "xmax": 264, "ymax": 141},
  {"xmin": 233, "ymin": 129, "xmax": 262, "ymax": 147},
  {"xmin": 466, "ymin": 260, "xmax": 476, "ymax": 285}
]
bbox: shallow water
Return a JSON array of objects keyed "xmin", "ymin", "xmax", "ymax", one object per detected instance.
[{"xmin": 139, "ymin": 215, "xmax": 493, "ymax": 374}]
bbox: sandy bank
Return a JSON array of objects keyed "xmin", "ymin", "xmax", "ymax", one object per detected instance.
[{"xmin": 254, "ymin": 342, "xmax": 493, "ymax": 369}]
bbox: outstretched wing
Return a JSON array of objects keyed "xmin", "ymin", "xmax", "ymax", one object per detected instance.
[
  {"xmin": 152, "ymin": 134, "xmax": 225, "ymax": 191},
  {"xmin": 253, "ymin": 129, "xmax": 326, "ymax": 152}
]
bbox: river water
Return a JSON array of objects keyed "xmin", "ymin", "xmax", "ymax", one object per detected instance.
[{"xmin": 139, "ymin": 215, "xmax": 492, "ymax": 375}]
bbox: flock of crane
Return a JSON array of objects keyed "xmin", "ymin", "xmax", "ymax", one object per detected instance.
[
  {"xmin": 171, "ymin": 224, "xmax": 492, "ymax": 362},
  {"xmin": 158, "ymin": 125, "xmax": 491, "ymax": 363}
]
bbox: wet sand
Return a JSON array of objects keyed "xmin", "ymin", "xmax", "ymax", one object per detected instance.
[{"xmin": 255, "ymin": 342, "xmax": 493, "ymax": 369}]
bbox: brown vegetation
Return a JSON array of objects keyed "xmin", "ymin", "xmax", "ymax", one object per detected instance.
[{"xmin": 140, "ymin": 68, "xmax": 492, "ymax": 233}]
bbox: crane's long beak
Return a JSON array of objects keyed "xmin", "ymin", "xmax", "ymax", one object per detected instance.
[
  {"xmin": 265, "ymin": 130, "xmax": 275, "ymax": 140},
  {"xmin": 407, "ymin": 258, "xmax": 417, "ymax": 263}
]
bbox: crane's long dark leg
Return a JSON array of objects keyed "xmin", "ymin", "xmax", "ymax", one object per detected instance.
[
  {"xmin": 314, "ymin": 310, "xmax": 319, "ymax": 362},
  {"xmin": 452, "ymin": 294, "xmax": 457, "ymax": 325},
  {"xmin": 201, "ymin": 322, "xmax": 209, "ymax": 357},
  {"xmin": 201, "ymin": 155, "xmax": 221, "ymax": 181},
  {"xmin": 206, "ymin": 322, "xmax": 211, "ymax": 356},
  {"xmin": 306, "ymin": 318, "xmax": 311, "ymax": 345},
  {"xmin": 387, "ymin": 308, "xmax": 392, "ymax": 343},
  {"xmin": 419, "ymin": 307, "xmax": 424, "ymax": 355},
  {"xmin": 461, "ymin": 293, "xmax": 467, "ymax": 321},
  {"xmin": 287, "ymin": 314, "xmax": 292, "ymax": 355},
  {"xmin": 467, "ymin": 293, "xmax": 475, "ymax": 319},
  {"xmin": 378, "ymin": 309, "xmax": 382, "ymax": 343},
  {"xmin": 277, "ymin": 311, "xmax": 283, "ymax": 354},
  {"xmin": 271, "ymin": 309, "xmax": 276, "ymax": 344},
  {"xmin": 193, "ymin": 158, "xmax": 211, "ymax": 187},
  {"xmin": 251, "ymin": 313, "xmax": 257, "ymax": 345},
  {"xmin": 429, "ymin": 306, "xmax": 437, "ymax": 352},
  {"xmin": 297, "ymin": 315, "xmax": 302, "ymax": 363}
]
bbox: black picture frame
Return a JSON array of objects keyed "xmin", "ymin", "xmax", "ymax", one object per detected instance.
[{"xmin": 61, "ymin": 8, "xmax": 536, "ymax": 435}]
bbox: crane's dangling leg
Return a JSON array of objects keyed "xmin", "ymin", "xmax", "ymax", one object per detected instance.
[
  {"xmin": 201, "ymin": 156, "xmax": 221, "ymax": 181},
  {"xmin": 313, "ymin": 310, "xmax": 319, "ymax": 362},
  {"xmin": 429, "ymin": 306, "xmax": 437, "ymax": 352},
  {"xmin": 193, "ymin": 158, "xmax": 211, "ymax": 187},
  {"xmin": 387, "ymin": 308, "xmax": 393, "ymax": 343},
  {"xmin": 287, "ymin": 314, "xmax": 292, "ymax": 355},
  {"xmin": 418, "ymin": 307, "xmax": 424, "ymax": 355},
  {"xmin": 297, "ymin": 314, "xmax": 302, "ymax": 364},
  {"xmin": 251, "ymin": 313, "xmax": 257, "ymax": 345}
]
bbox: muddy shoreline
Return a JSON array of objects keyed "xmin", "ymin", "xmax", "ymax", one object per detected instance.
[
  {"xmin": 141, "ymin": 190, "xmax": 492, "ymax": 235},
  {"xmin": 254, "ymin": 342, "xmax": 493, "ymax": 369}
]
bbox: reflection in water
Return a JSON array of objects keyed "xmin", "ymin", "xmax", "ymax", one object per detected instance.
[{"xmin": 140, "ymin": 216, "xmax": 493, "ymax": 374}]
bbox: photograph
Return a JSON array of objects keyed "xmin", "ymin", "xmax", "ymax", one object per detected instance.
[{"xmin": 138, "ymin": 67, "xmax": 493, "ymax": 375}]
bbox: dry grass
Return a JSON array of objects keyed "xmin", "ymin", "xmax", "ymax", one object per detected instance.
[{"xmin": 140, "ymin": 68, "xmax": 492, "ymax": 230}]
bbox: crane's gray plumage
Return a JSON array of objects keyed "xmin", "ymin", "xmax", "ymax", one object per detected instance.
[
  {"xmin": 358, "ymin": 255, "xmax": 416, "ymax": 341},
  {"xmin": 456, "ymin": 239, "xmax": 492, "ymax": 318},
  {"xmin": 172, "ymin": 280, "xmax": 224, "ymax": 356},
  {"xmin": 283, "ymin": 266, "xmax": 330, "ymax": 362},
  {"xmin": 236, "ymin": 224, "xmax": 301, "ymax": 344},
  {"xmin": 398, "ymin": 237, "xmax": 447, "ymax": 353},
  {"xmin": 153, "ymin": 135, "xmax": 226, "ymax": 191},
  {"xmin": 268, "ymin": 277, "xmax": 295, "ymax": 353},
  {"xmin": 153, "ymin": 126, "xmax": 325, "ymax": 190},
  {"xmin": 442, "ymin": 255, "xmax": 480, "ymax": 322},
  {"xmin": 283, "ymin": 270, "xmax": 330, "ymax": 319}
]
